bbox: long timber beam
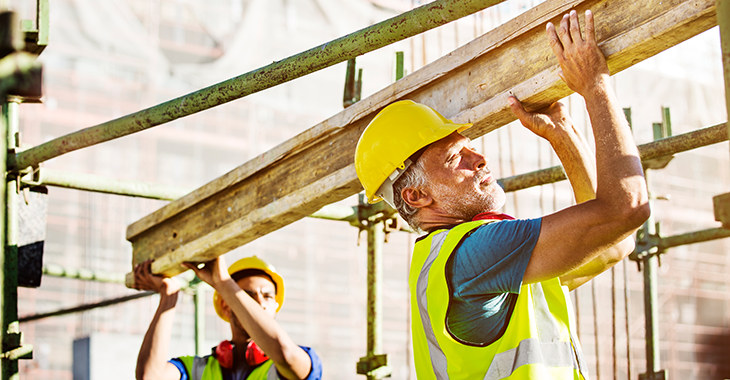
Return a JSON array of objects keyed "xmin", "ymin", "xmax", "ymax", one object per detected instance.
[{"xmin": 125, "ymin": 0, "xmax": 718, "ymax": 285}]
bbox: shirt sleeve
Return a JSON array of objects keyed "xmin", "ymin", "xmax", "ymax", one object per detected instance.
[
  {"xmin": 275, "ymin": 346, "xmax": 323, "ymax": 380},
  {"xmin": 450, "ymin": 218, "xmax": 541, "ymax": 298},
  {"xmin": 168, "ymin": 358, "xmax": 187, "ymax": 380},
  {"xmin": 446, "ymin": 218, "xmax": 541, "ymax": 344}
]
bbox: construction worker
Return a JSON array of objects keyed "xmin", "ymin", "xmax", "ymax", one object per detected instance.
[
  {"xmin": 354, "ymin": 10, "xmax": 649, "ymax": 379},
  {"xmin": 133, "ymin": 256, "xmax": 322, "ymax": 380}
]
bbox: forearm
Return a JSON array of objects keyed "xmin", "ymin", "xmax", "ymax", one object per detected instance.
[
  {"xmin": 548, "ymin": 123, "xmax": 597, "ymax": 204},
  {"xmin": 585, "ymin": 78, "xmax": 647, "ymax": 210},
  {"xmin": 217, "ymin": 280, "xmax": 311, "ymax": 379},
  {"xmin": 136, "ymin": 293, "xmax": 178, "ymax": 380}
]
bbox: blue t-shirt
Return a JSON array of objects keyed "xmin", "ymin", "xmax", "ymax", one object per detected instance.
[
  {"xmin": 170, "ymin": 345, "xmax": 322, "ymax": 380},
  {"xmin": 446, "ymin": 218, "xmax": 541, "ymax": 345}
]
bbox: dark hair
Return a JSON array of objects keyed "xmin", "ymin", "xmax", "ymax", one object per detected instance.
[{"xmin": 231, "ymin": 269, "xmax": 277, "ymax": 294}]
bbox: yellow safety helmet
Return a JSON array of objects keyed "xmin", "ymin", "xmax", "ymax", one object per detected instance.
[
  {"xmin": 213, "ymin": 256, "xmax": 285, "ymax": 322},
  {"xmin": 354, "ymin": 100, "xmax": 472, "ymax": 207}
]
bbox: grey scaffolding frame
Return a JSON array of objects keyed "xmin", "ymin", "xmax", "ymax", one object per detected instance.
[{"xmin": 4, "ymin": 1, "xmax": 730, "ymax": 380}]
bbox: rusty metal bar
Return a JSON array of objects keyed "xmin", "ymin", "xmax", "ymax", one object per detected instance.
[
  {"xmin": 658, "ymin": 227, "xmax": 730, "ymax": 250},
  {"xmin": 18, "ymin": 291, "xmax": 155, "ymax": 323},
  {"xmin": 8, "ymin": 0, "xmax": 507, "ymax": 171},
  {"xmin": 21, "ymin": 168, "xmax": 191, "ymax": 201},
  {"xmin": 499, "ymin": 123, "xmax": 727, "ymax": 193},
  {"xmin": 717, "ymin": 0, "xmax": 730, "ymax": 149}
]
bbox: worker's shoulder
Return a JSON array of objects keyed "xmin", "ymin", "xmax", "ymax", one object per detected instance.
[{"xmin": 465, "ymin": 217, "xmax": 542, "ymax": 239}]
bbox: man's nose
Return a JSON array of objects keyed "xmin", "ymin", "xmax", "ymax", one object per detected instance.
[{"xmin": 470, "ymin": 150, "xmax": 487, "ymax": 171}]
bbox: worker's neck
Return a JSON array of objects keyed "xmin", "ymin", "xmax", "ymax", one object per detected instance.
[{"xmin": 419, "ymin": 209, "xmax": 474, "ymax": 233}]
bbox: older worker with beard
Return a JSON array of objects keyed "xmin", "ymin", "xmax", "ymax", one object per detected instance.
[
  {"xmin": 134, "ymin": 256, "xmax": 322, "ymax": 380},
  {"xmin": 354, "ymin": 10, "xmax": 649, "ymax": 380}
]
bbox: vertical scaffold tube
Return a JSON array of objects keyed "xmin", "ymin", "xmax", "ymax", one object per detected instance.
[
  {"xmin": 717, "ymin": 0, "xmax": 730, "ymax": 149},
  {"xmin": 1, "ymin": 100, "xmax": 19, "ymax": 380},
  {"xmin": 624, "ymin": 260, "xmax": 632, "ymax": 379},
  {"xmin": 194, "ymin": 282, "xmax": 206, "ymax": 357},
  {"xmin": 642, "ymin": 170, "xmax": 661, "ymax": 379},
  {"xmin": 366, "ymin": 220, "xmax": 384, "ymax": 380},
  {"xmin": 0, "ymin": 102, "xmax": 5, "ymax": 379}
]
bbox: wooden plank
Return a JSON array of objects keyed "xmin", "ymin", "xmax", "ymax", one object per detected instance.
[{"xmin": 126, "ymin": 0, "xmax": 717, "ymax": 285}]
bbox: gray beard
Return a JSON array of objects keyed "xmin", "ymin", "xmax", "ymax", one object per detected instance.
[{"xmin": 429, "ymin": 176, "xmax": 506, "ymax": 221}]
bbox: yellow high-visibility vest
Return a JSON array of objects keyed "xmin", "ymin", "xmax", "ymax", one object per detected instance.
[
  {"xmin": 410, "ymin": 220, "xmax": 588, "ymax": 379},
  {"xmin": 177, "ymin": 355, "xmax": 278, "ymax": 380}
]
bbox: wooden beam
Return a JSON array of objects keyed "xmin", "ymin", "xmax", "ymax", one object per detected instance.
[{"xmin": 125, "ymin": 0, "xmax": 717, "ymax": 286}]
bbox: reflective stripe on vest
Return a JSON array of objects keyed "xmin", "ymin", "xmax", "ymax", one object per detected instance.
[
  {"xmin": 409, "ymin": 220, "xmax": 588, "ymax": 380},
  {"xmin": 179, "ymin": 355, "xmax": 278, "ymax": 380}
]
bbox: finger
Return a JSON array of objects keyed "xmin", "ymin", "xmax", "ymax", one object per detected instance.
[
  {"xmin": 183, "ymin": 262, "xmax": 198, "ymax": 272},
  {"xmin": 568, "ymin": 9, "xmax": 583, "ymax": 43},
  {"xmin": 584, "ymin": 10, "xmax": 596, "ymax": 45},
  {"xmin": 507, "ymin": 96, "xmax": 529, "ymax": 120},
  {"xmin": 546, "ymin": 22, "xmax": 564, "ymax": 58},
  {"xmin": 558, "ymin": 13, "xmax": 572, "ymax": 47}
]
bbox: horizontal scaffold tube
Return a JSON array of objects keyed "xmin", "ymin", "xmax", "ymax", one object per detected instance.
[
  {"xmin": 658, "ymin": 227, "xmax": 730, "ymax": 250},
  {"xmin": 499, "ymin": 123, "xmax": 728, "ymax": 192},
  {"xmin": 24, "ymin": 169, "xmax": 192, "ymax": 201},
  {"xmin": 18, "ymin": 291, "xmax": 155, "ymax": 323},
  {"xmin": 43, "ymin": 264, "xmax": 126, "ymax": 284},
  {"xmin": 8, "ymin": 0, "xmax": 506, "ymax": 171}
]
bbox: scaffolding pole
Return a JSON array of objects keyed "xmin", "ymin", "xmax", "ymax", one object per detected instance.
[
  {"xmin": 18, "ymin": 291, "xmax": 155, "ymax": 323},
  {"xmin": 1, "ymin": 99, "xmax": 20, "ymax": 380},
  {"xmin": 356, "ymin": 196, "xmax": 392, "ymax": 380},
  {"xmin": 500, "ymin": 123, "xmax": 727, "ymax": 193},
  {"xmin": 42, "ymin": 264, "xmax": 125, "ymax": 284},
  {"xmin": 718, "ymin": 0, "xmax": 730, "ymax": 138},
  {"xmin": 21, "ymin": 168, "xmax": 192, "ymax": 201},
  {"xmin": 8, "ymin": 0, "xmax": 506, "ymax": 172}
]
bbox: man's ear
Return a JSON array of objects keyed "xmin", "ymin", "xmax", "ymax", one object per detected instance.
[
  {"xmin": 220, "ymin": 298, "xmax": 232, "ymax": 320},
  {"xmin": 401, "ymin": 187, "xmax": 432, "ymax": 208}
]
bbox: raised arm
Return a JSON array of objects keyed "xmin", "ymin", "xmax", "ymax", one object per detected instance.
[
  {"xmin": 515, "ymin": 10, "xmax": 649, "ymax": 286},
  {"xmin": 134, "ymin": 261, "xmax": 184, "ymax": 380},
  {"xmin": 186, "ymin": 257, "xmax": 312, "ymax": 380},
  {"xmin": 508, "ymin": 99, "xmax": 637, "ymax": 289}
]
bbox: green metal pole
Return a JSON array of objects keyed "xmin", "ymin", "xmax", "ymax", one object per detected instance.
[
  {"xmin": 500, "ymin": 123, "xmax": 727, "ymax": 193},
  {"xmin": 22, "ymin": 168, "xmax": 191, "ymax": 201},
  {"xmin": 717, "ymin": 0, "xmax": 730, "ymax": 148},
  {"xmin": 18, "ymin": 291, "xmax": 155, "ymax": 323},
  {"xmin": 42, "ymin": 264, "xmax": 125, "ymax": 284},
  {"xmin": 365, "ymin": 219, "xmax": 389, "ymax": 380},
  {"xmin": 0, "ymin": 101, "xmax": 7, "ymax": 380},
  {"xmin": 395, "ymin": 51, "xmax": 405, "ymax": 81},
  {"xmin": 639, "ymin": 170, "xmax": 665, "ymax": 380},
  {"xmin": 658, "ymin": 227, "xmax": 730, "ymax": 249},
  {"xmin": 0, "ymin": 103, "xmax": 7, "ymax": 379},
  {"xmin": 194, "ymin": 282, "xmax": 206, "ymax": 357},
  {"xmin": 9, "ymin": 0, "xmax": 506, "ymax": 171},
  {"xmin": 2, "ymin": 100, "xmax": 19, "ymax": 380}
]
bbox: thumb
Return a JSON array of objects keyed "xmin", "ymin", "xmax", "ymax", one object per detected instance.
[{"xmin": 507, "ymin": 95, "xmax": 530, "ymax": 122}]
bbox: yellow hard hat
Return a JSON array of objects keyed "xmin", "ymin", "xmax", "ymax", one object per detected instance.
[
  {"xmin": 213, "ymin": 256, "xmax": 285, "ymax": 322},
  {"xmin": 354, "ymin": 100, "xmax": 472, "ymax": 207}
]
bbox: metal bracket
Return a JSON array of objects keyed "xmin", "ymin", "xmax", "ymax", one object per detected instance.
[
  {"xmin": 1, "ymin": 332, "xmax": 31, "ymax": 359},
  {"xmin": 356, "ymin": 354, "xmax": 391, "ymax": 377},
  {"xmin": 630, "ymin": 222, "xmax": 665, "ymax": 271},
  {"xmin": 639, "ymin": 369, "xmax": 667, "ymax": 380},
  {"xmin": 19, "ymin": 0, "xmax": 49, "ymax": 56},
  {"xmin": 713, "ymin": 192, "xmax": 730, "ymax": 228},
  {"xmin": 356, "ymin": 194, "xmax": 399, "ymax": 245},
  {"xmin": 1, "ymin": 344, "xmax": 33, "ymax": 360}
]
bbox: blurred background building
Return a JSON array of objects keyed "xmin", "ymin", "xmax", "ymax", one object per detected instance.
[{"xmin": 7, "ymin": 0, "xmax": 729, "ymax": 379}]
